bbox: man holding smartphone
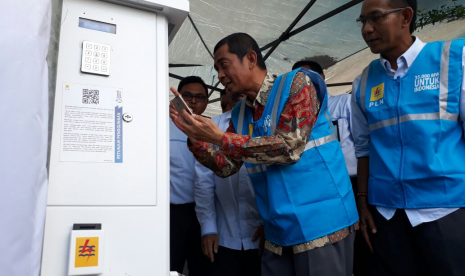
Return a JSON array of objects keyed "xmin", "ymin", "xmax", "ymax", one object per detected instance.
[
  {"xmin": 170, "ymin": 33, "xmax": 358, "ymax": 276},
  {"xmin": 169, "ymin": 76, "xmax": 210, "ymax": 275}
]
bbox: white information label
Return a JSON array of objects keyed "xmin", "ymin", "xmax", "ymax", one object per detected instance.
[{"xmin": 60, "ymin": 83, "xmax": 123, "ymax": 163}]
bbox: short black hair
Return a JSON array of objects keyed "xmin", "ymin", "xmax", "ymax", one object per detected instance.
[
  {"xmin": 177, "ymin": 76, "xmax": 208, "ymax": 96},
  {"xmin": 389, "ymin": 0, "xmax": 417, "ymax": 33},
  {"xmin": 292, "ymin": 60, "xmax": 324, "ymax": 74},
  {"xmin": 214, "ymin": 33, "xmax": 267, "ymax": 70}
]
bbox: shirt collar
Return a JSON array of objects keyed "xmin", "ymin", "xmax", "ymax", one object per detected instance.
[
  {"xmin": 246, "ymin": 74, "xmax": 276, "ymax": 107},
  {"xmin": 379, "ymin": 37, "xmax": 426, "ymax": 73}
]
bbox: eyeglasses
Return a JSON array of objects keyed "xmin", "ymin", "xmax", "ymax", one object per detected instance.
[
  {"xmin": 356, "ymin": 8, "xmax": 405, "ymax": 27},
  {"xmin": 181, "ymin": 92, "xmax": 208, "ymax": 103}
]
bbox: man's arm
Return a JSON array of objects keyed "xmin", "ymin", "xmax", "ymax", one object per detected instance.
[
  {"xmin": 220, "ymin": 72, "xmax": 321, "ymax": 165},
  {"xmin": 189, "ymin": 138, "xmax": 243, "ymax": 178},
  {"xmin": 351, "ymin": 75, "xmax": 376, "ymax": 252},
  {"xmin": 188, "ymin": 72, "xmax": 320, "ymax": 177},
  {"xmin": 194, "ymin": 161, "xmax": 218, "ymax": 237},
  {"xmin": 194, "ymin": 161, "xmax": 219, "ymax": 262}
]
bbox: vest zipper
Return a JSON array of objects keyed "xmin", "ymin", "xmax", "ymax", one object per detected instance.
[{"xmin": 396, "ymin": 76, "xmax": 406, "ymax": 206}]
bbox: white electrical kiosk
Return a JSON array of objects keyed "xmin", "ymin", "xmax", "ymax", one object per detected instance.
[{"xmin": 41, "ymin": 1, "xmax": 188, "ymax": 275}]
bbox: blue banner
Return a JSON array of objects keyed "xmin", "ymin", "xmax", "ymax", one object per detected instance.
[{"xmin": 115, "ymin": 106, "xmax": 123, "ymax": 163}]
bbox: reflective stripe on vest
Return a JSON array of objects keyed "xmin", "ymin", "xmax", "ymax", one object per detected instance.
[
  {"xmin": 267, "ymin": 74, "xmax": 338, "ymax": 153},
  {"xmin": 360, "ymin": 40, "xmax": 458, "ymax": 131}
]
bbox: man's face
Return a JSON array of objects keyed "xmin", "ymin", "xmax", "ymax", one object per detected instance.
[
  {"xmin": 179, "ymin": 83, "xmax": 208, "ymax": 115},
  {"xmin": 214, "ymin": 44, "xmax": 252, "ymax": 95},
  {"xmin": 360, "ymin": 0, "xmax": 405, "ymax": 54},
  {"xmin": 220, "ymin": 94, "xmax": 231, "ymax": 113},
  {"xmin": 220, "ymin": 88, "xmax": 244, "ymax": 113}
]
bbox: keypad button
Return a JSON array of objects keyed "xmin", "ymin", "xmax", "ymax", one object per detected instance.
[
  {"xmin": 101, "ymin": 53, "xmax": 108, "ymax": 59},
  {"xmin": 94, "ymin": 45, "xmax": 100, "ymax": 50},
  {"xmin": 84, "ymin": 64, "xmax": 91, "ymax": 70},
  {"xmin": 85, "ymin": 50, "xmax": 92, "ymax": 56},
  {"xmin": 101, "ymin": 60, "xmax": 108, "ymax": 66},
  {"xmin": 86, "ymin": 44, "xmax": 92, "ymax": 49},
  {"xmin": 85, "ymin": 57, "xmax": 91, "ymax": 63},
  {"xmin": 93, "ymin": 58, "xmax": 99, "ymax": 64},
  {"xmin": 93, "ymin": 65, "xmax": 99, "ymax": 71},
  {"xmin": 102, "ymin": 46, "xmax": 108, "ymax": 52},
  {"xmin": 101, "ymin": 66, "xmax": 107, "ymax": 72},
  {"xmin": 94, "ymin": 52, "xmax": 100, "ymax": 57}
]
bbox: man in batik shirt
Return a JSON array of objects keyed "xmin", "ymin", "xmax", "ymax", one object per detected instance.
[{"xmin": 170, "ymin": 33, "xmax": 358, "ymax": 276}]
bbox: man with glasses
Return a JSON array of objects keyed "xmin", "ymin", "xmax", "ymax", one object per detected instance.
[
  {"xmin": 351, "ymin": 0, "xmax": 465, "ymax": 275},
  {"xmin": 170, "ymin": 76, "xmax": 210, "ymax": 275}
]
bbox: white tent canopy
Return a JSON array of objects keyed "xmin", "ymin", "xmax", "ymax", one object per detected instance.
[{"xmin": 168, "ymin": 0, "xmax": 465, "ymax": 118}]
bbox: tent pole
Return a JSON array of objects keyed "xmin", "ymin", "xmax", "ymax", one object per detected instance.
[{"xmin": 263, "ymin": 0, "xmax": 317, "ymax": 61}]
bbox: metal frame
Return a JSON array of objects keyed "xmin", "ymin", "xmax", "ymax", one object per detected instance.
[{"xmin": 169, "ymin": 0, "xmax": 365, "ymax": 98}]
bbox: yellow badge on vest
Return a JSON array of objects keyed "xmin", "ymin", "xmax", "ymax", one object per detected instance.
[
  {"xmin": 370, "ymin": 83, "xmax": 384, "ymax": 101},
  {"xmin": 249, "ymin": 124, "xmax": 253, "ymax": 136}
]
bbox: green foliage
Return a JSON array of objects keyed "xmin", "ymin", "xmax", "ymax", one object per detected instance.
[{"xmin": 416, "ymin": 2, "xmax": 465, "ymax": 30}]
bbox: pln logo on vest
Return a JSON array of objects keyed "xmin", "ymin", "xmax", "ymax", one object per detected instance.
[
  {"xmin": 369, "ymin": 83, "xmax": 384, "ymax": 107},
  {"xmin": 75, "ymin": 237, "xmax": 99, "ymax": 268}
]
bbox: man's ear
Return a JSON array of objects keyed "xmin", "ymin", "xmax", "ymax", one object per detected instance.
[
  {"xmin": 246, "ymin": 50, "xmax": 258, "ymax": 70},
  {"xmin": 401, "ymin": 7, "xmax": 414, "ymax": 31}
]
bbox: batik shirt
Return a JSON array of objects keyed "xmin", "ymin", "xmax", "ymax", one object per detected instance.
[{"xmin": 189, "ymin": 72, "xmax": 354, "ymax": 254}]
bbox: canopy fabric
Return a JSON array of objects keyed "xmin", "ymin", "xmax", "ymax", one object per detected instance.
[{"xmin": 169, "ymin": 0, "xmax": 464, "ymax": 118}]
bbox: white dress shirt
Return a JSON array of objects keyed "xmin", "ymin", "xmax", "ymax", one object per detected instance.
[
  {"xmin": 327, "ymin": 94, "xmax": 357, "ymax": 177},
  {"xmin": 351, "ymin": 37, "xmax": 465, "ymax": 226},
  {"xmin": 170, "ymin": 120, "xmax": 196, "ymax": 204},
  {"xmin": 194, "ymin": 111, "xmax": 262, "ymax": 250}
]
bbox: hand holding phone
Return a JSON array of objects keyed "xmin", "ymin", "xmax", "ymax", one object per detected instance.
[{"xmin": 170, "ymin": 94, "xmax": 193, "ymax": 123}]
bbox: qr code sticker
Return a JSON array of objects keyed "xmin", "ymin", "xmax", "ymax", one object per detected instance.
[{"xmin": 82, "ymin": 89, "xmax": 99, "ymax": 104}]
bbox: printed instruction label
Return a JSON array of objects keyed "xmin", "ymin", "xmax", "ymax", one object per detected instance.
[{"xmin": 60, "ymin": 83, "xmax": 123, "ymax": 163}]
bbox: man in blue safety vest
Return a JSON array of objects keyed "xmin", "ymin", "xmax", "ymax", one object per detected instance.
[
  {"xmin": 351, "ymin": 0, "xmax": 465, "ymax": 275},
  {"xmin": 170, "ymin": 32, "xmax": 358, "ymax": 276}
]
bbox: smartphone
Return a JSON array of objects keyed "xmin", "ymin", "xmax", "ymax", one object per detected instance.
[{"xmin": 171, "ymin": 95, "xmax": 193, "ymax": 122}]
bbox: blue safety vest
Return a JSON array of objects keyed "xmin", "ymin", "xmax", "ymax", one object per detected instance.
[
  {"xmin": 231, "ymin": 68, "xmax": 358, "ymax": 246},
  {"xmin": 354, "ymin": 39, "xmax": 465, "ymax": 208}
]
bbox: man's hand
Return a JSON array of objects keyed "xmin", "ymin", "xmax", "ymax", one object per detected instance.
[
  {"xmin": 252, "ymin": 225, "xmax": 265, "ymax": 256},
  {"xmin": 357, "ymin": 197, "xmax": 376, "ymax": 253},
  {"xmin": 201, "ymin": 234, "xmax": 219, "ymax": 262},
  {"xmin": 169, "ymin": 87, "xmax": 224, "ymax": 146}
]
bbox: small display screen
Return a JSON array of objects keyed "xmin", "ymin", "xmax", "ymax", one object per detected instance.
[{"xmin": 79, "ymin": 18, "xmax": 116, "ymax": 34}]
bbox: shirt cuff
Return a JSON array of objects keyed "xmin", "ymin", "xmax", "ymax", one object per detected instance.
[
  {"xmin": 200, "ymin": 220, "xmax": 218, "ymax": 237},
  {"xmin": 355, "ymin": 148, "xmax": 369, "ymax": 158}
]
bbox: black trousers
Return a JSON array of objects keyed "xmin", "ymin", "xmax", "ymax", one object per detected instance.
[
  {"xmin": 371, "ymin": 207, "xmax": 465, "ymax": 276},
  {"xmin": 210, "ymin": 246, "xmax": 261, "ymax": 276},
  {"xmin": 170, "ymin": 203, "xmax": 210, "ymax": 276},
  {"xmin": 350, "ymin": 177, "xmax": 373, "ymax": 276}
]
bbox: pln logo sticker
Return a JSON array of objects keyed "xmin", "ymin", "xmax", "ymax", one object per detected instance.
[
  {"xmin": 369, "ymin": 83, "xmax": 385, "ymax": 107},
  {"xmin": 75, "ymin": 237, "xmax": 99, "ymax": 268}
]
